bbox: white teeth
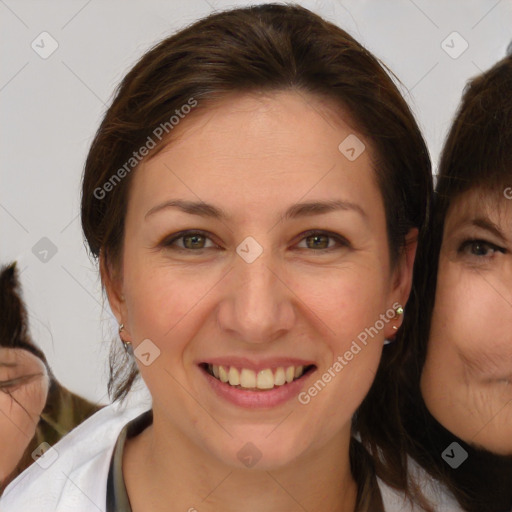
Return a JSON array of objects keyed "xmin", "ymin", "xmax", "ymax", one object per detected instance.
[
  {"xmin": 274, "ymin": 367, "xmax": 286, "ymax": 386},
  {"xmin": 228, "ymin": 366, "xmax": 240, "ymax": 386},
  {"xmin": 256, "ymin": 369, "xmax": 275, "ymax": 389},
  {"xmin": 240, "ymin": 368, "xmax": 256, "ymax": 388},
  {"xmin": 208, "ymin": 364, "xmax": 308, "ymax": 389},
  {"xmin": 219, "ymin": 365, "xmax": 229, "ymax": 383}
]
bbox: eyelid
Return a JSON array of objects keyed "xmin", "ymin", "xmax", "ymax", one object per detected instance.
[
  {"xmin": 457, "ymin": 238, "xmax": 507, "ymax": 256},
  {"xmin": 294, "ymin": 229, "xmax": 350, "ymax": 250},
  {"xmin": 160, "ymin": 229, "xmax": 219, "ymax": 251},
  {"xmin": 0, "ymin": 373, "xmax": 43, "ymax": 390}
]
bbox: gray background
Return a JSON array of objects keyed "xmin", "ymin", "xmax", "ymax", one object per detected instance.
[{"xmin": 1, "ymin": 0, "xmax": 510, "ymax": 404}]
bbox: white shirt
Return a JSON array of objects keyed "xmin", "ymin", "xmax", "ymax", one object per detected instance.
[
  {"xmin": 378, "ymin": 458, "xmax": 463, "ymax": 512},
  {"xmin": 0, "ymin": 384, "xmax": 152, "ymax": 512},
  {"xmin": 1, "ymin": 386, "xmax": 462, "ymax": 512}
]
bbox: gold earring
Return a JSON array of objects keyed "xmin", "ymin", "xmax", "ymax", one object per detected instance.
[{"xmin": 390, "ymin": 305, "xmax": 403, "ymax": 333}]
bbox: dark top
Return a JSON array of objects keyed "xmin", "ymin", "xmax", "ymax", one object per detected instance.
[
  {"xmin": 106, "ymin": 409, "xmax": 153, "ymax": 512},
  {"xmin": 106, "ymin": 409, "xmax": 384, "ymax": 512},
  {"xmin": 405, "ymin": 397, "xmax": 512, "ymax": 512}
]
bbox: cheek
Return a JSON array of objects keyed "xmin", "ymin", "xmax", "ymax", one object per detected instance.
[
  {"xmin": 290, "ymin": 268, "xmax": 389, "ymax": 406},
  {"xmin": 0, "ymin": 390, "xmax": 42, "ymax": 479},
  {"xmin": 303, "ymin": 270, "xmax": 389, "ymax": 346},
  {"xmin": 431, "ymin": 261, "xmax": 512, "ymax": 375},
  {"xmin": 123, "ymin": 249, "xmax": 209, "ymax": 339},
  {"xmin": 0, "ymin": 420, "xmax": 30, "ymax": 480}
]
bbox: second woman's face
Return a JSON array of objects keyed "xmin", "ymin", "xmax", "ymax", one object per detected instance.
[
  {"xmin": 422, "ymin": 189, "xmax": 512, "ymax": 454},
  {"xmin": 107, "ymin": 91, "xmax": 413, "ymax": 469}
]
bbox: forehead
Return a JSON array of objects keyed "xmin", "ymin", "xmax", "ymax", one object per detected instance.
[
  {"xmin": 446, "ymin": 188, "xmax": 512, "ymax": 226},
  {"xmin": 128, "ymin": 91, "xmax": 381, "ymax": 219},
  {"xmin": 149, "ymin": 90, "xmax": 367, "ymax": 165},
  {"xmin": 0, "ymin": 347, "xmax": 43, "ymax": 370}
]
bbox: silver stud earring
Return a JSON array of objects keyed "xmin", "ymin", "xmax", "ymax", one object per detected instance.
[{"xmin": 119, "ymin": 323, "xmax": 133, "ymax": 355}]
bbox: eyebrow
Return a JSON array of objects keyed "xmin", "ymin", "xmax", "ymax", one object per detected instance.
[
  {"xmin": 454, "ymin": 217, "xmax": 508, "ymax": 244},
  {"xmin": 145, "ymin": 199, "xmax": 368, "ymax": 222}
]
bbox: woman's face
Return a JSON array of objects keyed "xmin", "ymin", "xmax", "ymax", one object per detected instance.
[
  {"xmin": 105, "ymin": 91, "xmax": 414, "ymax": 469},
  {"xmin": 0, "ymin": 348, "xmax": 49, "ymax": 482},
  {"xmin": 422, "ymin": 188, "xmax": 512, "ymax": 454}
]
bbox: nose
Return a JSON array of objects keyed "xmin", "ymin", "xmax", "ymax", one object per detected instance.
[{"xmin": 216, "ymin": 248, "xmax": 296, "ymax": 345}]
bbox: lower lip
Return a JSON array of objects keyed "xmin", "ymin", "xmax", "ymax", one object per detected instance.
[{"xmin": 200, "ymin": 367, "xmax": 315, "ymax": 408}]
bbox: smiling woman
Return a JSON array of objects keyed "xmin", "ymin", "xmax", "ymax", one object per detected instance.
[{"xmin": 1, "ymin": 4, "xmax": 432, "ymax": 512}]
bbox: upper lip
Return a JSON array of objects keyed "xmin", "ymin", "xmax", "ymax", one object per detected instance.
[{"xmin": 198, "ymin": 357, "xmax": 316, "ymax": 372}]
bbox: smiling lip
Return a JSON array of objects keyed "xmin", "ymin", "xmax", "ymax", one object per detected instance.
[{"xmin": 198, "ymin": 358, "xmax": 316, "ymax": 408}]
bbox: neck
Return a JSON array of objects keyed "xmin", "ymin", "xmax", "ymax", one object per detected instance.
[{"xmin": 123, "ymin": 409, "xmax": 358, "ymax": 512}]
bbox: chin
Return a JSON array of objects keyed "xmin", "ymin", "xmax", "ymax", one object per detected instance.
[{"xmin": 210, "ymin": 432, "xmax": 307, "ymax": 471}]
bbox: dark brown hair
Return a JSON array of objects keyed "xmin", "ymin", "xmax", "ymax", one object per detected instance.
[
  {"xmin": 80, "ymin": 3, "xmax": 432, "ymax": 503},
  {"xmin": 400, "ymin": 54, "xmax": 512, "ymax": 511},
  {"xmin": 0, "ymin": 262, "xmax": 47, "ymax": 364}
]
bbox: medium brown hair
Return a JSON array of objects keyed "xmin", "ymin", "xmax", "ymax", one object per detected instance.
[{"xmin": 80, "ymin": 3, "xmax": 432, "ymax": 503}]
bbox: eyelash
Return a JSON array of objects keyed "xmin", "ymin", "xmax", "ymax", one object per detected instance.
[
  {"xmin": 457, "ymin": 238, "xmax": 507, "ymax": 258},
  {"xmin": 161, "ymin": 229, "xmax": 350, "ymax": 254}
]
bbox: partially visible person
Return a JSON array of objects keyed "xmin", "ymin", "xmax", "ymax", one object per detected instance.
[
  {"xmin": 397, "ymin": 55, "xmax": 512, "ymax": 511},
  {"xmin": 0, "ymin": 262, "xmax": 103, "ymax": 494},
  {"xmin": 0, "ymin": 345, "xmax": 48, "ymax": 492}
]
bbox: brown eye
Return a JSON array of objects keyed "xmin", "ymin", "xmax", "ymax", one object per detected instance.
[
  {"xmin": 182, "ymin": 234, "xmax": 206, "ymax": 249},
  {"xmin": 163, "ymin": 230, "xmax": 216, "ymax": 251},
  {"xmin": 306, "ymin": 234, "xmax": 330, "ymax": 249},
  {"xmin": 472, "ymin": 242, "xmax": 492, "ymax": 256},
  {"xmin": 458, "ymin": 239, "xmax": 505, "ymax": 257},
  {"xmin": 296, "ymin": 230, "xmax": 350, "ymax": 251}
]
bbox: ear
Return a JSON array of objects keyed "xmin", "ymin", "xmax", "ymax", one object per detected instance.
[
  {"xmin": 99, "ymin": 250, "xmax": 132, "ymax": 342},
  {"xmin": 383, "ymin": 227, "xmax": 418, "ymax": 338}
]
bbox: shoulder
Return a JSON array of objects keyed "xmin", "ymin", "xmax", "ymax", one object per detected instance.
[
  {"xmin": 0, "ymin": 385, "xmax": 152, "ymax": 512},
  {"xmin": 377, "ymin": 456, "xmax": 465, "ymax": 512}
]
